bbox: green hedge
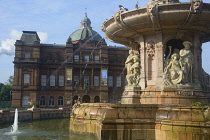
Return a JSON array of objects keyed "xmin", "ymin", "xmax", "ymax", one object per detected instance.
[{"xmin": 0, "ymin": 101, "xmax": 12, "ymax": 108}]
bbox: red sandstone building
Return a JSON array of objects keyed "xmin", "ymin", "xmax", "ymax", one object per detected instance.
[{"xmin": 12, "ymin": 14, "xmax": 129, "ymax": 108}]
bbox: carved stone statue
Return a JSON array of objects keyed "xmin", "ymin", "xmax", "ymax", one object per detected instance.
[
  {"xmin": 126, "ymin": 55, "xmax": 141, "ymax": 86},
  {"xmin": 125, "ymin": 50, "xmax": 134, "ymax": 75},
  {"xmin": 164, "ymin": 53, "xmax": 183, "ymax": 85},
  {"xmin": 191, "ymin": 0, "xmax": 203, "ymax": 13},
  {"xmin": 114, "ymin": 8, "xmax": 124, "ymax": 23},
  {"xmin": 162, "ymin": 41, "xmax": 194, "ymax": 89},
  {"xmin": 179, "ymin": 41, "xmax": 194, "ymax": 84}
]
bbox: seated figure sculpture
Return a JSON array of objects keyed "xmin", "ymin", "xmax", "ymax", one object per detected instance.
[
  {"xmin": 164, "ymin": 53, "xmax": 183, "ymax": 85},
  {"xmin": 162, "ymin": 41, "xmax": 194, "ymax": 89}
]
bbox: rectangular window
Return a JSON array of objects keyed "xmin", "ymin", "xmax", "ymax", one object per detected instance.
[
  {"xmin": 73, "ymin": 76, "xmax": 79, "ymax": 86},
  {"xmin": 66, "ymin": 68, "xmax": 72, "ymax": 86},
  {"xmin": 101, "ymin": 69, "xmax": 107, "ymax": 86},
  {"xmin": 25, "ymin": 52, "xmax": 30, "ymax": 58},
  {"xmin": 49, "ymin": 96, "xmax": 55, "ymax": 107},
  {"xmin": 84, "ymin": 55, "xmax": 89, "ymax": 62},
  {"xmin": 50, "ymin": 75, "xmax": 55, "ymax": 86},
  {"xmin": 24, "ymin": 74, "xmax": 30, "ymax": 85},
  {"xmin": 84, "ymin": 76, "xmax": 89, "ymax": 87},
  {"xmin": 94, "ymin": 55, "xmax": 99, "ymax": 63},
  {"xmin": 58, "ymin": 96, "xmax": 64, "ymax": 106},
  {"xmin": 59, "ymin": 75, "xmax": 64, "ymax": 86},
  {"xmin": 116, "ymin": 76, "xmax": 121, "ymax": 87},
  {"xmin": 94, "ymin": 76, "xmax": 99, "ymax": 86},
  {"xmin": 108, "ymin": 76, "xmax": 113, "ymax": 87},
  {"xmin": 41, "ymin": 75, "xmax": 47, "ymax": 86},
  {"xmin": 74, "ymin": 55, "xmax": 79, "ymax": 62}
]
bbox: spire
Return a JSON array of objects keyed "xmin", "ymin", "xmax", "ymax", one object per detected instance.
[
  {"xmin": 80, "ymin": 9, "xmax": 92, "ymax": 29},
  {"xmin": 85, "ymin": 8, "xmax": 87, "ymax": 17}
]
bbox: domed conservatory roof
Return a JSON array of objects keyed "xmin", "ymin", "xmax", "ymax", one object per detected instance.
[{"xmin": 67, "ymin": 13, "xmax": 103, "ymax": 42}]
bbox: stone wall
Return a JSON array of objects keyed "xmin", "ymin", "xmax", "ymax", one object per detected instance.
[
  {"xmin": 0, "ymin": 107, "xmax": 70, "ymax": 125},
  {"xmin": 70, "ymin": 103, "xmax": 210, "ymax": 140}
]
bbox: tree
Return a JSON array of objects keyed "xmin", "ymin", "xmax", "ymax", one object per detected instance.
[
  {"xmin": 0, "ymin": 76, "xmax": 13, "ymax": 101},
  {"xmin": 5, "ymin": 75, "xmax": 13, "ymax": 86},
  {"xmin": 0, "ymin": 83, "xmax": 4, "ymax": 90}
]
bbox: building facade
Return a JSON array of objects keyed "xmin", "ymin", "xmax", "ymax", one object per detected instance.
[{"xmin": 12, "ymin": 14, "xmax": 129, "ymax": 108}]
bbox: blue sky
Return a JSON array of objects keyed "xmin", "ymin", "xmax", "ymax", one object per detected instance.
[{"xmin": 0, "ymin": 0, "xmax": 209, "ymax": 83}]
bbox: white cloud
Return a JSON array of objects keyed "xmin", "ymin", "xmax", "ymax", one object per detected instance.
[
  {"xmin": 0, "ymin": 39, "xmax": 16, "ymax": 56},
  {"xmin": 37, "ymin": 32, "xmax": 48, "ymax": 43},
  {"xmin": 10, "ymin": 30, "xmax": 22, "ymax": 40},
  {"xmin": 0, "ymin": 30, "xmax": 48, "ymax": 56}
]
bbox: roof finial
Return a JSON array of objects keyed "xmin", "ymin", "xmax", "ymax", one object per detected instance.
[{"xmin": 85, "ymin": 8, "xmax": 87, "ymax": 17}]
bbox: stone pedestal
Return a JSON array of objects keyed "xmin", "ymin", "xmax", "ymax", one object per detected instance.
[{"xmin": 121, "ymin": 86, "xmax": 141, "ymax": 104}]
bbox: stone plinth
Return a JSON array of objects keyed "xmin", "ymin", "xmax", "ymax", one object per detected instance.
[
  {"xmin": 121, "ymin": 89, "xmax": 209, "ymax": 106},
  {"xmin": 121, "ymin": 86, "xmax": 141, "ymax": 104}
]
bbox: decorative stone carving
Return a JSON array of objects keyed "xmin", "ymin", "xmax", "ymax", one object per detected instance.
[
  {"xmin": 162, "ymin": 41, "xmax": 194, "ymax": 89},
  {"xmin": 164, "ymin": 53, "xmax": 183, "ymax": 85},
  {"xmin": 125, "ymin": 55, "xmax": 141, "ymax": 87},
  {"xmin": 147, "ymin": 1, "xmax": 156, "ymax": 20},
  {"xmin": 179, "ymin": 41, "xmax": 194, "ymax": 84},
  {"xmin": 114, "ymin": 8, "xmax": 124, "ymax": 23},
  {"xmin": 204, "ymin": 107, "xmax": 210, "ymax": 121},
  {"xmin": 191, "ymin": 0, "xmax": 203, "ymax": 13},
  {"xmin": 146, "ymin": 41, "xmax": 155, "ymax": 58},
  {"xmin": 72, "ymin": 97, "xmax": 81, "ymax": 115},
  {"xmin": 149, "ymin": 0, "xmax": 179, "ymax": 4},
  {"xmin": 125, "ymin": 50, "xmax": 134, "ymax": 75}
]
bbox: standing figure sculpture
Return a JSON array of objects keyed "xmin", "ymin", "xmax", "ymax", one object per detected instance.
[
  {"xmin": 125, "ymin": 50, "xmax": 134, "ymax": 75},
  {"xmin": 179, "ymin": 41, "xmax": 194, "ymax": 84},
  {"xmin": 126, "ymin": 55, "xmax": 141, "ymax": 86}
]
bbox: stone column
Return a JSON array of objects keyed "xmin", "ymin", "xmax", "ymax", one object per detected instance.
[
  {"xmin": 19, "ymin": 67, "xmax": 22, "ymax": 85},
  {"xmin": 139, "ymin": 36, "xmax": 146, "ymax": 89},
  {"xmin": 193, "ymin": 34, "xmax": 202, "ymax": 89},
  {"xmin": 91, "ymin": 68, "xmax": 94, "ymax": 86},
  {"xmin": 155, "ymin": 44, "xmax": 164, "ymax": 88},
  {"xmin": 14, "ymin": 66, "xmax": 18, "ymax": 85}
]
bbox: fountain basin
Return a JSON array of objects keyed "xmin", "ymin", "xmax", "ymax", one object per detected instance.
[{"xmin": 70, "ymin": 103, "xmax": 210, "ymax": 140}]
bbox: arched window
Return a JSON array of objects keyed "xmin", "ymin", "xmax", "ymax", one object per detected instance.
[
  {"xmin": 58, "ymin": 96, "xmax": 64, "ymax": 106},
  {"xmin": 165, "ymin": 39, "xmax": 184, "ymax": 60},
  {"xmin": 40, "ymin": 96, "xmax": 46, "ymax": 106},
  {"xmin": 94, "ymin": 96, "xmax": 100, "ymax": 103},
  {"xmin": 72, "ymin": 96, "xmax": 78, "ymax": 105},
  {"xmin": 82, "ymin": 95, "xmax": 90, "ymax": 103},
  {"xmin": 49, "ymin": 96, "xmax": 54, "ymax": 107},
  {"xmin": 22, "ymin": 96, "xmax": 29, "ymax": 107}
]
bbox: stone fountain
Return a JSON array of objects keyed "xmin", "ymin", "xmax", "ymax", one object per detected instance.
[{"xmin": 70, "ymin": 0, "xmax": 210, "ymax": 139}]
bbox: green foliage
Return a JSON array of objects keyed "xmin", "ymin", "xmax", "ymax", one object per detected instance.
[
  {"xmin": 0, "ymin": 76, "xmax": 13, "ymax": 101},
  {"xmin": 5, "ymin": 75, "xmax": 13, "ymax": 86},
  {"xmin": 191, "ymin": 102, "xmax": 202, "ymax": 107},
  {"xmin": 1, "ymin": 85, "xmax": 11, "ymax": 101},
  {"xmin": 0, "ymin": 83, "xmax": 4, "ymax": 89}
]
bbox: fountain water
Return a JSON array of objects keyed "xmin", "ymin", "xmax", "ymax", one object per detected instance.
[{"xmin": 11, "ymin": 108, "xmax": 18, "ymax": 134}]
